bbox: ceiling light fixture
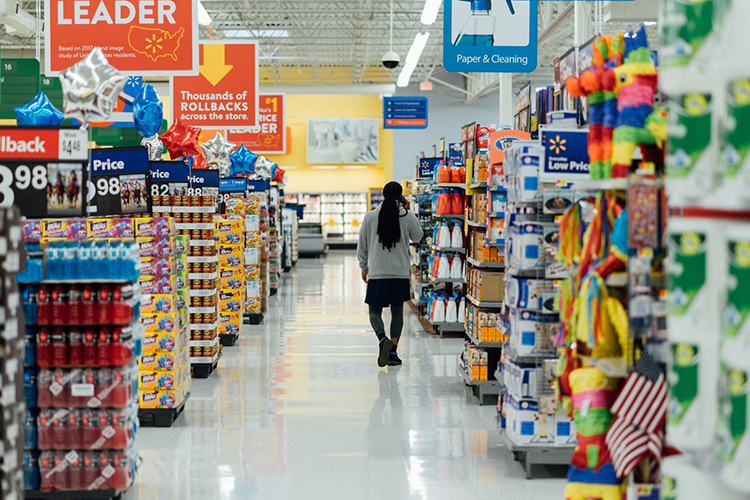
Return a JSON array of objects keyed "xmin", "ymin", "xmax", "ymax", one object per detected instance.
[
  {"xmin": 397, "ymin": 32, "xmax": 430, "ymax": 87},
  {"xmin": 310, "ymin": 166, "xmax": 340, "ymax": 170},
  {"xmin": 342, "ymin": 166, "xmax": 368, "ymax": 170},
  {"xmin": 421, "ymin": 0, "xmax": 442, "ymax": 25},
  {"xmin": 197, "ymin": 1, "xmax": 212, "ymax": 25}
]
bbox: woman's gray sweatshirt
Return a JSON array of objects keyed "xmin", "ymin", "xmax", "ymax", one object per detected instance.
[{"xmin": 357, "ymin": 204, "xmax": 424, "ymax": 280}]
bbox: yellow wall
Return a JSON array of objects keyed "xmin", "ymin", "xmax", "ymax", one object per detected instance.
[{"xmin": 264, "ymin": 94, "xmax": 392, "ymax": 193}]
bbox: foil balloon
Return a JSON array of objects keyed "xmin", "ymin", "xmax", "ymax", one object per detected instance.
[
  {"xmin": 187, "ymin": 152, "xmax": 208, "ymax": 170},
  {"xmin": 141, "ymin": 135, "xmax": 164, "ymax": 161},
  {"xmin": 229, "ymin": 145, "xmax": 258, "ymax": 177},
  {"xmin": 14, "ymin": 92, "xmax": 64, "ymax": 126},
  {"xmin": 59, "ymin": 47, "xmax": 128, "ymax": 125},
  {"xmin": 160, "ymin": 120, "xmax": 202, "ymax": 159},
  {"xmin": 201, "ymin": 132, "xmax": 236, "ymax": 170},
  {"xmin": 273, "ymin": 167, "xmax": 286, "ymax": 184},
  {"xmin": 133, "ymin": 83, "xmax": 163, "ymax": 138},
  {"xmin": 254, "ymin": 156, "xmax": 273, "ymax": 179}
]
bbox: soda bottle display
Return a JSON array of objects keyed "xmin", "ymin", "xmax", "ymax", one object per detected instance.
[
  {"xmin": 97, "ymin": 328, "xmax": 111, "ymax": 367},
  {"xmin": 82, "ymin": 329, "xmax": 97, "ymax": 367},
  {"xmin": 67, "ymin": 286, "xmax": 82, "ymax": 325},
  {"xmin": 36, "ymin": 286, "xmax": 51, "ymax": 325},
  {"xmin": 68, "ymin": 328, "xmax": 83, "ymax": 366},
  {"xmin": 50, "ymin": 286, "xmax": 68, "ymax": 325},
  {"xmin": 50, "ymin": 328, "xmax": 67, "ymax": 367},
  {"xmin": 81, "ymin": 286, "xmax": 96, "ymax": 325},
  {"xmin": 97, "ymin": 287, "xmax": 112, "ymax": 325}
]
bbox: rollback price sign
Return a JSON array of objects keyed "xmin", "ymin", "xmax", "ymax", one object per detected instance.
[
  {"xmin": 0, "ymin": 127, "xmax": 88, "ymax": 217},
  {"xmin": 87, "ymin": 147, "xmax": 151, "ymax": 216}
]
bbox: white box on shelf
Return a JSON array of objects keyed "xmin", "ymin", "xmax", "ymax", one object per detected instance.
[
  {"xmin": 506, "ymin": 396, "xmax": 556, "ymax": 446},
  {"xmin": 554, "ymin": 412, "xmax": 576, "ymax": 447}
]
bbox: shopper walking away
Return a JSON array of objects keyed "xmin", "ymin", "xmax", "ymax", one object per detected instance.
[{"xmin": 357, "ymin": 181, "xmax": 423, "ymax": 367}]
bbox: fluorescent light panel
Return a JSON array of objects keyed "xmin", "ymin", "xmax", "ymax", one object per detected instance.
[
  {"xmin": 421, "ymin": 0, "xmax": 442, "ymax": 25},
  {"xmin": 398, "ymin": 32, "xmax": 430, "ymax": 88},
  {"xmin": 310, "ymin": 166, "xmax": 340, "ymax": 170},
  {"xmin": 197, "ymin": 0, "xmax": 212, "ymax": 25}
]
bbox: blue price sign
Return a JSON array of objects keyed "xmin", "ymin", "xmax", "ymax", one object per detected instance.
[
  {"xmin": 443, "ymin": 0, "xmax": 538, "ymax": 73},
  {"xmin": 188, "ymin": 169, "xmax": 220, "ymax": 196},
  {"xmin": 418, "ymin": 157, "xmax": 441, "ymax": 179},
  {"xmin": 384, "ymin": 97, "xmax": 428, "ymax": 129},
  {"xmin": 247, "ymin": 180, "xmax": 270, "ymax": 192},
  {"xmin": 87, "ymin": 146, "xmax": 150, "ymax": 216},
  {"xmin": 539, "ymin": 129, "xmax": 590, "ymax": 182},
  {"xmin": 150, "ymin": 161, "xmax": 189, "ymax": 197}
]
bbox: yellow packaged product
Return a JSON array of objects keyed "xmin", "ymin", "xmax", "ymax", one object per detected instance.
[
  {"xmin": 218, "ymin": 245, "xmax": 243, "ymax": 269},
  {"xmin": 139, "ymin": 388, "xmax": 183, "ymax": 409},
  {"xmin": 140, "ymin": 293, "xmax": 177, "ymax": 315},
  {"xmin": 138, "ymin": 351, "xmax": 177, "ymax": 372},
  {"xmin": 219, "ymin": 290, "xmax": 243, "ymax": 313}
]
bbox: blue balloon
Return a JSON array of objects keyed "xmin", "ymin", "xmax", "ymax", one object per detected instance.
[
  {"xmin": 14, "ymin": 92, "xmax": 64, "ymax": 126},
  {"xmin": 132, "ymin": 83, "xmax": 163, "ymax": 138},
  {"xmin": 229, "ymin": 145, "xmax": 258, "ymax": 177}
]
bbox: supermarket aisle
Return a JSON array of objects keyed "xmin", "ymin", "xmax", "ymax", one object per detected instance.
[{"xmin": 125, "ymin": 251, "xmax": 565, "ymax": 500}]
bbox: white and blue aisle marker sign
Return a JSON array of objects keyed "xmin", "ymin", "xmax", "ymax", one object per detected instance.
[
  {"xmin": 539, "ymin": 128, "xmax": 590, "ymax": 182},
  {"xmin": 383, "ymin": 97, "xmax": 428, "ymax": 129},
  {"xmin": 444, "ymin": 0, "xmax": 538, "ymax": 73}
]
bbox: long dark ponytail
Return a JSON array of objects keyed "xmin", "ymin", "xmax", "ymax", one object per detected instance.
[{"xmin": 377, "ymin": 181, "xmax": 404, "ymax": 250}]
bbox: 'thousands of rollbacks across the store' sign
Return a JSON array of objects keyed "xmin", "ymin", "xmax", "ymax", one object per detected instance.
[
  {"xmin": 443, "ymin": 0, "xmax": 538, "ymax": 73},
  {"xmin": 0, "ymin": 127, "xmax": 88, "ymax": 218},
  {"xmin": 87, "ymin": 147, "xmax": 151, "ymax": 216},
  {"xmin": 383, "ymin": 97, "xmax": 428, "ymax": 129},
  {"xmin": 539, "ymin": 129, "xmax": 590, "ymax": 182},
  {"xmin": 44, "ymin": 0, "xmax": 198, "ymax": 75},
  {"xmin": 171, "ymin": 42, "xmax": 260, "ymax": 129}
]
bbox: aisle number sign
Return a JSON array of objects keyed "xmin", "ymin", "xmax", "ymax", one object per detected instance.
[
  {"xmin": 44, "ymin": 0, "xmax": 199, "ymax": 76},
  {"xmin": 0, "ymin": 127, "xmax": 88, "ymax": 218},
  {"xmin": 226, "ymin": 94, "xmax": 287, "ymax": 154},
  {"xmin": 171, "ymin": 42, "xmax": 259, "ymax": 129}
]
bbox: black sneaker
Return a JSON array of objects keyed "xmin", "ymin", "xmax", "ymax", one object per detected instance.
[
  {"xmin": 378, "ymin": 339, "xmax": 394, "ymax": 367},
  {"xmin": 388, "ymin": 353, "xmax": 403, "ymax": 366}
]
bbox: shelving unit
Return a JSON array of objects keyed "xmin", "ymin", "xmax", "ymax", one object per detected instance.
[{"xmin": 289, "ymin": 191, "xmax": 367, "ymax": 248}]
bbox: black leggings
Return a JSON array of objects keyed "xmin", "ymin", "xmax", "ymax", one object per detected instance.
[{"xmin": 369, "ymin": 303, "xmax": 404, "ymax": 342}]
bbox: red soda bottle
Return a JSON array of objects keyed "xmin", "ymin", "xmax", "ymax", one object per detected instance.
[
  {"xmin": 51, "ymin": 369, "xmax": 67, "ymax": 408},
  {"xmin": 82, "ymin": 328, "xmax": 97, "ymax": 367},
  {"xmin": 37, "ymin": 286, "xmax": 51, "ymax": 325},
  {"xmin": 97, "ymin": 452, "xmax": 112, "ymax": 490},
  {"xmin": 97, "ymin": 410, "xmax": 110, "ymax": 448},
  {"xmin": 36, "ymin": 328, "xmax": 53, "ymax": 367},
  {"xmin": 96, "ymin": 327, "xmax": 111, "ymax": 367},
  {"xmin": 109, "ymin": 409, "xmax": 127, "ymax": 449},
  {"xmin": 81, "ymin": 452, "xmax": 99, "ymax": 491},
  {"xmin": 50, "ymin": 328, "xmax": 67, "ymax": 367},
  {"xmin": 51, "ymin": 411, "xmax": 67, "ymax": 450},
  {"xmin": 53, "ymin": 451, "xmax": 69, "ymax": 490},
  {"xmin": 109, "ymin": 367, "xmax": 128, "ymax": 407},
  {"xmin": 96, "ymin": 369, "xmax": 113, "ymax": 407},
  {"xmin": 68, "ymin": 286, "xmax": 82, "ymax": 325},
  {"xmin": 111, "ymin": 451, "xmax": 129, "ymax": 490},
  {"xmin": 67, "ymin": 409, "xmax": 83, "ymax": 449},
  {"xmin": 50, "ymin": 286, "xmax": 69, "ymax": 325},
  {"xmin": 39, "ymin": 451, "xmax": 54, "ymax": 491},
  {"xmin": 68, "ymin": 328, "xmax": 83, "ymax": 366},
  {"xmin": 37, "ymin": 409, "xmax": 54, "ymax": 449},
  {"xmin": 111, "ymin": 285, "xmax": 133, "ymax": 325},
  {"xmin": 80, "ymin": 369, "xmax": 96, "ymax": 409},
  {"xmin": 110, "ymin": 327, "xmax": 132, "ymax": 366},
  {"xmin": 67, "ymin": 453, "xmax": 83, "ymax": 491},
  {"xmin": 96, "ymin": 286, "xmax": 112, "ymax": 325},
  {"xmin": 81, "ymin": 409, "xmax": 98, "ymax": 449},
  {"xmin": 37, "ymin": 369, "xmax": 53, "ymax": 408},
  {"xmin": 81, "ymin": 286, "xmax": 96, "ymax": 325}
]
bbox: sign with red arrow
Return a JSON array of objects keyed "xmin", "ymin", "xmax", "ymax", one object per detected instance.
[{"xmin": 170, "ymin": 41, "xmax": 259, "ymax": 129}]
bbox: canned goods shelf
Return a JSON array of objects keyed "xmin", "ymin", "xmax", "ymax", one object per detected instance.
[
  {"xmin": 187, "ymin": 256, "xmax": 219, "ymax": 263},
  {"xmin": 189, "ymin": 239, "xmax": 215, "ymax": 246},
  {"xmin": 189, "ymin": 337, "xmax": 219, "ymax": 348},
  {"xmin": 190, "ymin": 321, "xmax": 219, "ymax": 330},
  {"xmin": 190, "ymin": 288, "xmax": 218, "ymax": 297},
  {"xmin": 188, "ymin": 272, "xmax": 218, "ymax": 279},
  {"xmin": 189, "ymin": 306, "xmax": 216, "ymax": 314},
  {"xmin": 172, "ymin": 206, "xmax": 214, "ymax": 213}
]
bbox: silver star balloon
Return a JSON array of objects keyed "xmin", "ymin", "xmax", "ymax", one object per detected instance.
[
  {"xmin": 219, "ymin": 164, "xmax": 230, "ymax": 177},
  {"xmin": 201, "ymin": 132, "xmax": 236, "ymax": 171},
  {"xmin": 59, "ymin": 48, "xmax": 128, "ymax": 126},
  {"xmin": 141, "ymin": 134, "xmax": 164, "ymax": 161},
  {"xmin": 254, "ymin": 156, "xmax": 273, "ymax": 179}
]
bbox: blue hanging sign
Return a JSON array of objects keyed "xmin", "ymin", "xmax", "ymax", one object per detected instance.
[
  {"xmin": 188, "ymin": 169, "xmax": 220, "ymax": 196},
  {"xmin": 87, "ymin": 146, "xmax": 150, "ymax": 216},
  {"xmin": 418, "ymin": 157, "xmax": 441, "ymax": 179},
  {"xmin": 443, "ymin": 0, "xmax": 538, "ymax": 73},
  {"xmin": 539, "ymin": 128, "xmax": 590, "ymax": 182},
  {"xmin": 150, "ymin": 160, "xmax": 189, "ymax": 197},
  {"xmin": 383, "ymin": 97, "xmax": 428, "ymax": 129},
  {"xmin": 247, "ymin": 180, "xmax": 270, "ymax": 192}
]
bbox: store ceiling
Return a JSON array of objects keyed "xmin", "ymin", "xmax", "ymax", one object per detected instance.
[{"xmin": 7, "ymin": 1, "xmax": 656, "ymax": 100}]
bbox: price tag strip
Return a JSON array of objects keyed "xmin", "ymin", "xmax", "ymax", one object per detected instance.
[
  {"xmin": 0, "ymin": 127, "xmax": 87, "ymax": 218},
  {"xmin": 87, "ymin": 146, "xmax": 151, "ymax": 216}
]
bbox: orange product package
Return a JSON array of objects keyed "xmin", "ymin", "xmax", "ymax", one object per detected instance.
[
  {"xmin": 436, "ymin": 190, "xmax": 452, "ymax": 215},
  {"xmin": 450, "ymin": 167, "xmax": 462, "ymax": 184},
  {"xmin": 451, "ymin": 192, "xmax": 464, "ymax": 215},
  {"xmin": 437, "ymin": 163, "xmax": 451, "ymax": 184}
]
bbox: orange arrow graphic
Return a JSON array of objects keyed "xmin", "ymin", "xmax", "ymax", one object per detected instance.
[{"xmin": 200, "ymin": 44, "xmax": 233, "ymax": 86}]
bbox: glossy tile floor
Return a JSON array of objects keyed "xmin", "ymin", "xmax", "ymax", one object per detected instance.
[{"xmin": 125, "ymin": 251, "xmax": 566, "ymax": 500}]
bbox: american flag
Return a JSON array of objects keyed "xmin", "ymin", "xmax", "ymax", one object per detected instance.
[{"xmin": 605, "ymin": 350, "xmax": 667, "ymax": 478}]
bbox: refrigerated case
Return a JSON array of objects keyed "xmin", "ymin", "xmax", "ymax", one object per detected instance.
[
  {"xmin": 298, "ymin": 222, "xmax": 326, "ymax": 257},
  {"xmin": 289, "ymin": 192, "xmax": 367, "ymax": 248}
]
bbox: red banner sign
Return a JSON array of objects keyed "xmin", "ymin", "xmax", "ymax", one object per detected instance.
[
  {"xmin": 226, "ymin": 94, "xmax": 286, "ymax": 154},
  {"xmin": 44, "ymin": 0, "xmax": 198, "ymax": 76},
  {"xmin": 0, "ymin": 128, "xmax": 88, "ymax": 160},
  {"xmin": 171, "ymin": 42, "xmax": 259, "ymax": 129}
]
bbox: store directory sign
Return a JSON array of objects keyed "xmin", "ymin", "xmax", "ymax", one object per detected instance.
[
  {"xmin": 383, "ymin": 97, "xmax": 428, "ymax": 129},
  {"xmin": 150, "ymin": 161, "xmax": 189, "ymax": 196},
  {"xmin": 87, "ymin": 147, "xmax": 151, "ymax": 216},
  {"xmin": 171, "ymin": 42, "xmax": 260, "ymax": 129},
  {"xmin": 0, "ymin": 127, "xmax": 87, "ymax": 218},
  {"xmin": 443, "ymin": 0, "xmax": 538, "ymax": 73},
  {"xmin": 44, "ymin": 0, "xmax": 199, "ymax": 76}
]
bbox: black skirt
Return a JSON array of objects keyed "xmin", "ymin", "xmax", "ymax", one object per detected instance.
[{"xmin": 365, "ymin": 278, "xmax": 411, "ymax": 308}]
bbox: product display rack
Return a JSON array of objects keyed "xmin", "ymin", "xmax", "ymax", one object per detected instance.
[
  {"xmin": 368, "ymin": 187, "xmax": 383, "ymax": 210},
  {"xmin": 408, "ymin": 178, "xmax": 434, "ymax": 316},
  {"xmin": 291, "ymin": 191, "xmax": 367, "ymax": 248},
  {"xmin": 281, "ymin": 208, "xmax": 298, "ymax": 272}
]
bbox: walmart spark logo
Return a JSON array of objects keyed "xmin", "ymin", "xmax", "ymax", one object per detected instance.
[{"xmin": 549, "ymin": 135, "xmax": 567, "ymax": 155}]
